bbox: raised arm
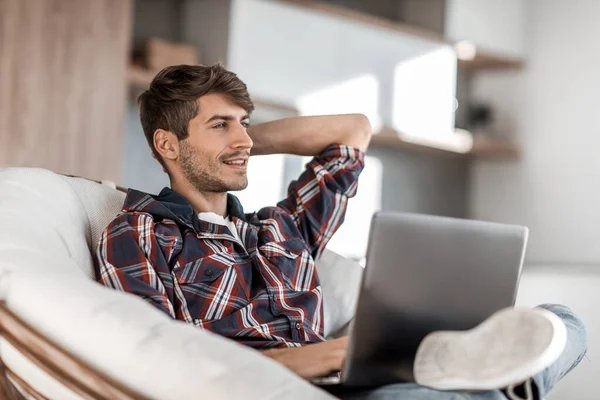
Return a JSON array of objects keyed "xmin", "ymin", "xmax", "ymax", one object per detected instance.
[{"xmin": 248, "ymin": 113, "xmax": 372, "ymax": 156}]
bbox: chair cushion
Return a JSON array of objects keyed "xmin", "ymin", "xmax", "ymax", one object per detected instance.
[
  {"xmin": 318, "ymin": 250, "xmax": 362, "ymax": 338},
  {"xmin": 2, "ymin": 270, "xmax": 335, "ymax": 399},
  {"xmin": 0, "ymin": 168, "xmax": 93, "ymax": 278},
  {"xmin": 64, "ymin": 176, "xmax": 126, "ymax": 277}
]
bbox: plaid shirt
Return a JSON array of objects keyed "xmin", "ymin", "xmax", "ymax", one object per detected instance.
[{"xmin": 96, "ymin": 144, "xmax": 364, "ymax": 349}]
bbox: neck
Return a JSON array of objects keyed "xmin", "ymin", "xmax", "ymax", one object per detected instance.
[{"xmin": 170, "ymin": 178, "xmax": 228, "ymax": 217}]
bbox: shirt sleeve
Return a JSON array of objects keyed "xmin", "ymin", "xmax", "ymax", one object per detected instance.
[
  {"xmin": 95, "ymin": 212, "xmax": 180, "ymax": 318},
  {"xmin": 277, "ymin": 144, "xmax": 365, "ymax": 259}
]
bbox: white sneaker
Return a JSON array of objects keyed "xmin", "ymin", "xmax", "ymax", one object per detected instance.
[{"xmin": 413, "ymin": 307, "xmax": 567, "ymax": 392}]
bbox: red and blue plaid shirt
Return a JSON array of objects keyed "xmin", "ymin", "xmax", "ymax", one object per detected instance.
[{"xmin": 95, "ymin": 144, "xmax": 364, "ymax": 349}]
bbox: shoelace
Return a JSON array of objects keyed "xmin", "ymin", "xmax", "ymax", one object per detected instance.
[{"xmin": 506, "ymin": 379, "xmax": 535, "ymax": 400}]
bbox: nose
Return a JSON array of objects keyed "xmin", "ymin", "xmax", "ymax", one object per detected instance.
[{"xmin": 231, "ymin": 123, "xmax": 253, "ymax": 150}]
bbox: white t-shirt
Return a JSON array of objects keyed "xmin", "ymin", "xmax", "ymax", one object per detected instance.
[{"xmin": 197, "ymin": 212, "xmax": 240, "ymax": 242}]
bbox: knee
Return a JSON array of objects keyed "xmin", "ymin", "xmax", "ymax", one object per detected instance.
[
  {"xmin": 537, "ymin": 303, "xmax": 572, "ymax": 316},
  {"xmin": 537, "ymin": 303, "xmax": 588, "ymax": 350}
]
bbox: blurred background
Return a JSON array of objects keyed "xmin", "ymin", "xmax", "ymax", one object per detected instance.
[{"xmin": 1, "ymin": 0, "xmax": 598, "ymax": 398}]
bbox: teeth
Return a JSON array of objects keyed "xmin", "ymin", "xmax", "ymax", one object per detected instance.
[{"xmin": 224, "ymin": 160, "xmax": 246, "ymax": 165}]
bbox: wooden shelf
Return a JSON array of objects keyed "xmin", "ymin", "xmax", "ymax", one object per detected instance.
[
  {"xmin": 370, "ymin": 131, "xmax": 466, "ymax": 158},
  {"xmin": 458, "ymin": 50, "xmax": 524, "ymax": 71},
  {"xmin": 470, "ymin": 136, "xmax": 521, "ymax": 160},
  {"xmin": 370, "ymin": 129, "xmax": 520, "ymax": 160}
]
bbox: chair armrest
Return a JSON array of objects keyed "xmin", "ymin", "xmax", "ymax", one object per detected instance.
[{"xmin": 0, "ymin": 302, "xmax": 144, "ymax": 400}]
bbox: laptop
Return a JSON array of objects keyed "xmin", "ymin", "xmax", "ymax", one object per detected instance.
[{"xmin": 313, "ymin": 211, "xmax": 528, "ymax": 389}]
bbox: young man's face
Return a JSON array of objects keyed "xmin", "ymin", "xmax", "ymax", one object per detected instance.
[{"xmin": 177, "ymin": 93, "xmax": 253, "ymax": 193}]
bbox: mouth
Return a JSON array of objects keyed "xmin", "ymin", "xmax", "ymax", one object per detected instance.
[{"xmin": 222, "ymin": 158, "xmax": 248, "ymax": 170}]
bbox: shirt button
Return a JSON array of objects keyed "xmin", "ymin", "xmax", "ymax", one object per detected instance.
[
  {"xmin": 295, "ymin": 322, "xmax": 301, "ymax": 330},
  {"xmin": 205, "ymin": 269, "xmax": 213, "ymax": 276}
]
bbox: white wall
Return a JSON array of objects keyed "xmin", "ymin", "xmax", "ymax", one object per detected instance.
[
  {"xmin": 445, "ymin": 0, "xmax": 528, "ymax": 57},
  {"xmin": 470, "ymin": 0, "xmax": 600, "ymax": 265},
  {"xmin": 471, "ymin": 3, "xmax": 600, "ymax": 397}
]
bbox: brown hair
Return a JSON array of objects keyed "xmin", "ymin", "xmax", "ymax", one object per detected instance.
[{"xmin": 137, "ymin": 64, "xmax": 254, "ymax": 170}]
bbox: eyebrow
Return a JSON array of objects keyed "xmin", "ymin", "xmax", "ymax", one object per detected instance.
[{"xmin": 205, "ymin": 114, "xmax": 250, "ymax": 124}]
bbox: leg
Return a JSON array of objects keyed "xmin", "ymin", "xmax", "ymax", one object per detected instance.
[
  {"xmin": 327, "ymin": 383, "xmax": 508, "ymax": 400},
  {"xmin": 413, "ymin": 304, "xmax": 587, "ymax": 399},
  {"xmin": 531, "ymin": 304, "xmax": 588, "ymax": 398}
]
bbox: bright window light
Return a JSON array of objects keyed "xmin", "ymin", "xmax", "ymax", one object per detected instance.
[
  {"xmin": 393, "ymin": 46, "xmax": 458, "ymax": 146},
  {"xmin": 296, "ymin": 74, "xmax": 383, "ymax": 133}
]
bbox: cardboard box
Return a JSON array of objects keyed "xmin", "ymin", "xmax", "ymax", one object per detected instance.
[{"xmin": 134, "ymin": 38, "xmax": 200, "ymax": 71}]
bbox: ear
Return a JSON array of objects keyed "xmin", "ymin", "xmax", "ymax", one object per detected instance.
[{"xmin": 154, "ymin": 129, "xmax": 179, "ymax": 164}]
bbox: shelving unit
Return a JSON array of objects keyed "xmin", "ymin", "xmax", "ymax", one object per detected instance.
[
  {"xmin": 274, "ymin": 0, "xmax": 523, "ymax": 160},
  {"xmin": 130, "ymin": 0, "xmax": 524, "ymax": 162}
]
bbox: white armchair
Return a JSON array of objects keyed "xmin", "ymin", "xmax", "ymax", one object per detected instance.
[{"xmin": 0, "ymin": 168, "xmax": 363, "ymax": 400}]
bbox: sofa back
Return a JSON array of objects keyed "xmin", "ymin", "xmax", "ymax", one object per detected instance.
[{"xmin": 0, "ymin": 168, "xmax": 120, "ymax": 279}]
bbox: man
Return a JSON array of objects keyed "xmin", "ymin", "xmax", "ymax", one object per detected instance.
[{"xmin": 96, "ymin": 64, "xmax": 586, "ymax": 399}]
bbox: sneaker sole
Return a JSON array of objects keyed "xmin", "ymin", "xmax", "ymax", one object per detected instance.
[{"xmin": 413, "ymin": 307, "xmax": 567, "ymax": 391}]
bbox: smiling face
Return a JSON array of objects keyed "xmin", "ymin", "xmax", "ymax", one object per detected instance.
[{"xmin": 174, "ymin": 92, "xmax": 253, "ymax": 193}]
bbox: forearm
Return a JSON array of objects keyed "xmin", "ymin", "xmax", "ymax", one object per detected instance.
[
  {"xmin": 248, "ymin": 114, "xmax": 372, "ymax": 156},
  {"xmin": 261, "ymin": 338, "xmax": 348, "ymax": 379}
]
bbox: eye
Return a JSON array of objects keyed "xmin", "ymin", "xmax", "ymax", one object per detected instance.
[
  {"xmin": 241, "ymin": 121, "xmax": 250, "ymax": 128},
  {"xmin": 213, "ymin": 122, "xmax": 226, "ymax": 129}
]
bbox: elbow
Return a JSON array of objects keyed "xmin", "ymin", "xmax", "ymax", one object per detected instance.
[
  {"xmin": 347, "ymin": 113, "xmax": 372, "ymax": 151},
  {"xmin": 355, "ymin": 113, "xmax": 372, "ymax": 137}
]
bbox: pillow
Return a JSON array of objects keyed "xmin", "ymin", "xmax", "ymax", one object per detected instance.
[{"xmin": 317, "ymin": 250, "xmax": 363, "ymax": 338}]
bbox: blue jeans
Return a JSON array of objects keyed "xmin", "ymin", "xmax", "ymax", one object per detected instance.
[{"xmin": 331, "ymin": 304, "xmax": 587, "ymax": 400}]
